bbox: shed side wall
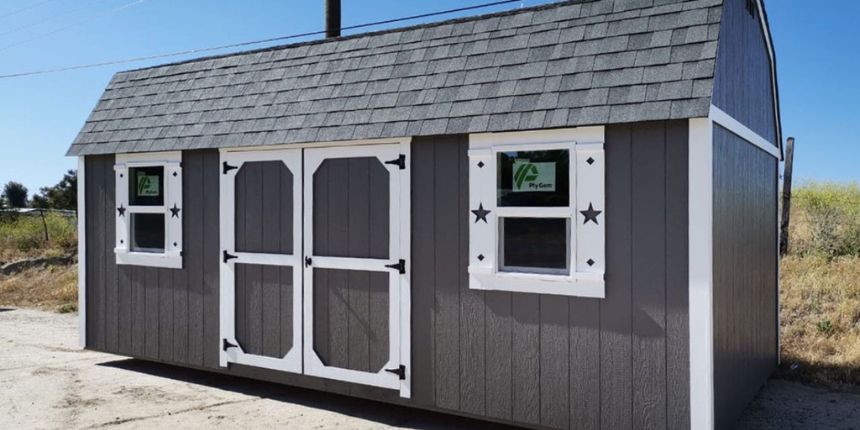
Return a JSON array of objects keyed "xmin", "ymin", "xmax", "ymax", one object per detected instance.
[
  {"xmin": 712, "ymin": 124, "xmax": 778, "ymax": 430},
  {"xmin": 712, "ymin": 0, "xmax": 778, "ymax": 146},
  {"xmin": 84, "ymin": 122, "xmax": 690, "ymax": 430}
]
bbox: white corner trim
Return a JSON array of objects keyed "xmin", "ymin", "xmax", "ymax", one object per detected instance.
[
  {"xmin": 709, "ymin": 105, "xmax": 780, "ymax": 159},
  {"xmin": 77, "ymin": 156, "xmax": 86, "ymax": 349},
  {"xmin": 689, "ymin": 117, "xmax": 715, "ymax": 430},
  {"xmin": 755, "ymin": 0, "xmax": 783, "ymax": 155}
]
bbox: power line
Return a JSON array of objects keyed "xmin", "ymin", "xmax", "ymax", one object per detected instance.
[
  {"xmin": 0, "ymin": 0, "xmax": 113, "ymax": 38},
  {"xmin": 0, "ymin": 0, "xmax": 521, "ymax": 79},
  {"xmin": 0, "ymin": 0, "xmax": 63, "ymax": 20},
  {"xmin": 0, "ymin": 0, "xmax": 149, "ymax": 52}
]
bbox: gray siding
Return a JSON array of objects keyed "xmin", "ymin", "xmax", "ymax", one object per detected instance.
[
  {"xmin": 85, "ymin": 150, "xmax": 221, "ymax": 369},
  {"xmin": 713, "ymin": 0, "xmax": 779, "ymax": 146},
  {"xmin": 84, "ymin": 122, "xmax": 690, "ymax": 430},
  {"xmin": 712, "ymin": 124, "xmax": 778, "ymax": 430}
]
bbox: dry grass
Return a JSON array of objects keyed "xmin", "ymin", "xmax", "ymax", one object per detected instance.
[
  {"xmin": 778, "ymin": 255, "xmax": 860, "ymax": 386},
  {"xmin": 777, "ymin": 181, "xmax": 860, "ymax": 387},
  {"xmin": 0, "ymin": 265, "xmax": 77, "ymax": 313}
]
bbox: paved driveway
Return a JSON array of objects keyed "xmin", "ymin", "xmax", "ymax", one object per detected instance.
[{"xmin": 2, "ymin": 307, "xmax": 859, "ymax": 429}]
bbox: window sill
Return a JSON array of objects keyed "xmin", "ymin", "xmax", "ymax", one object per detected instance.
[
  {"xmin": 115, "ymin": 249, "xmax": 183, "ymax": 269},
  {"xmin": 468, "ymin": 266, "xmax": 604, "ymax": 298}
]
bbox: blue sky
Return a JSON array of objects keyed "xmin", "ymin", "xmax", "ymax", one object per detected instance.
[{"xmin": 0, "ymin": 0, "xmax": 857, "ymax": 194}]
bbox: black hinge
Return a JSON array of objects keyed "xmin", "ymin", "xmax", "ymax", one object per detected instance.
[
  {"xmin": 223, "ymin": 161, "xmax": 238, "ymax": 174},
  {"xmin": 385, "ymin": 364, "xmax": 406, "ymax": 380},
  {"xmin": 223, "ymin": 250, "xmax": 238, "ymax": 263},
  {"xmin": 384, "ymin": 154, "xmax": 406, "ymax": 170},
  {"xmin": 305, "ymin": 256, "xmax": 313, "ymax": 267},
  {"xmin": 222, "ymin": 339, "xmax": 238, "ymax": 351},
  {"xmin": 385, "ymin": 259, "xmax": 406, "ymax": 274}
]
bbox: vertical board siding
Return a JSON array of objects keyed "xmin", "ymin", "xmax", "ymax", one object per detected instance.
[
  {"xmin": 85, "ymin": 126, "xmax": 690, "ymax": 430},
  {"xmin": 85, "ymin": 150, "xmax": 219, "ymax": 368},
  {"xmin": 713, "ymin": 125, "xmax": 778, "ymax": 429},
  {"xmin": 713, "ymin": 0, "xmax": 778, "ymax": 145},
  {"xmin": 409, "ymin": 124, "xmax": 689, "ymax": 430}
]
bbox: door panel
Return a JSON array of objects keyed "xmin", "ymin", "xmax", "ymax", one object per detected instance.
[
  {"xmin": 312, "ymin": 157, "xmax": 389, "ymax": 260},
  {"xmin": 312, "ymin": 268, "xmax": 389, "ymax": 373},
  {"xmin": 219, "ymin": 150, "xmax": 302, "ymax": 373},
  {"xmin": 234, "ymin": 263, "xmax": 293, "ymax": 359},
  {"xmin": 303, "ymin": 143, "xmax": 410, "ymax": 396},
  {"xmin": 235, "ymin": 160, "xmax": 293, "ymax": 254}
]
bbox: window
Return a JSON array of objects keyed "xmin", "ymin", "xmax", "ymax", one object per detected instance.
[
  {"xmin": 115, "ymin": 152, "xmax": 183, "ymax": 268},
  {"xmin": 468, "ymin": 129, "xmax": 605, "ymax": 298}
]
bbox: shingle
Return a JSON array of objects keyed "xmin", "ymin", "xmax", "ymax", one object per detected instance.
[
  {"xmin": 643, "ymin": 63, "xmax": 683, "ymax": 83},
  {"xmin": 573, "ymin": 35, "xmax": 629, "ymax": 56},
  {"xmin": 593, "ymin": 51, "xmax": 637, "ymax": 70},
  {"xmin": 592, "ymin": 67, "xmax": 644, "ymax": 87}
]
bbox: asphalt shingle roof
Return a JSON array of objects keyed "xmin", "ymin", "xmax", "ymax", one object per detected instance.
[{"xmin": 68, "ymin": 0, "xmax": 723, "ymax": 156}]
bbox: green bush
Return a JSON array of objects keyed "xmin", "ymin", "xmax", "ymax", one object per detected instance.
[
  {"xmin": 789, "ymin": 182, "xmax": 860, "ymax": 257},
  {"xmin": 0, "ymin": 212, "xmax": 77, "ymax": 255}
]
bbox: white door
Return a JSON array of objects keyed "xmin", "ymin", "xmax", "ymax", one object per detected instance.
[
  {"xmin": 219, "ymin": 149, "xmax": 303, "ymax": 373},
  {"xmin": 302, "ymin": 143, "xmax": 411, "ymax": 397}
]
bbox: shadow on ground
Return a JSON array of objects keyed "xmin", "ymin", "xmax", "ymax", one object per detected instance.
[
  {"xmin": 100, "ymin": 358, "xmax": 518, "ymax": 430},
  {"xmin": 0, "ymin": 308, "xmax": 14, "ymax": 313}
]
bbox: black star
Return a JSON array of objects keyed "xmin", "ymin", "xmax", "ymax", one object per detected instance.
[
  {"xmin": 170, "ymin": 203, "xmax": 181, "ymax": 218},
  {"xmin": 471, "ymin": 203, "xmax": 491, "ymax": 224},
  {"xmin": 117, "ymin": 205, "xmax": 126, "ymax": 217},
  {"xmin": 580, "ymin": 203, "xmax": 602, "ymax": 225}
]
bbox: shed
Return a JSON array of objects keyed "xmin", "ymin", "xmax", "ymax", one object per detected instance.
[{"xmin": 69, "ymin": 0, "xmax": 782, "ymax": 428}]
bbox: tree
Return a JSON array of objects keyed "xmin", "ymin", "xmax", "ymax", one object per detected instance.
[
  {"xmin": 31, "ymin": 170, "xmax": 77, "ymax": 210},
  {"xmin": 2, "ymin": 181, "xmax": 28, "ymax": 208}
]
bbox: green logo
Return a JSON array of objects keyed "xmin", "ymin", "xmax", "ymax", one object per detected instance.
[
  {"xmin": 512, "ymin": 160, "xmax": 556, "ymax": 192},
  {"xmin": 514, "ymin": 163, "xmax": 540, "ymax": 189},
  {"xmin": 137, "ymin": 174, "xmax": 160, "ymax": 197}
]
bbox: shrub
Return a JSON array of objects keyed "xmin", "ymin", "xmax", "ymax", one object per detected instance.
[
  {"xmin": 788, "ymin": 182, "xmax": 860, "ymax": 257},
  {"xmin": 0, "ymin": 212, "xmax": 77, "ymax": 259}
]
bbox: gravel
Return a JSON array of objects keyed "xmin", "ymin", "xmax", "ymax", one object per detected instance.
[
  {"xmin": 0, "ymin": 308, "xmax": 504, "ymax": 430},
  {"xmin": 2, "ymin": 307, "xmax": 859, "ymax": 430}
]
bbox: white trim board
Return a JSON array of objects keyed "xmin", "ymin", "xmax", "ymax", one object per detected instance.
[
  {"xmin": 77, "ymin": 156, "xmax": 86, "ymax": 349},
  {"xmin": 709, "ymin": 105, "xmax": 780, "ymax": 159},
  {"xmin": 755, "ymin": 0, "xmax": 783, "ymax": 158},
  {"xmin": 688, "ymin": 117, "xmax": 715, "ymax": 430}
]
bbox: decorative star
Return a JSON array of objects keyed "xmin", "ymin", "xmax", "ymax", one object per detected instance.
[
  {"xmin": 586, "ymin": 157, "xmax": 595, "ymax": 165},
  {"xmin": 117, "ymin": 205, "xmax": 126, "ymax": 217},
  {"xmin": 580, "ymin": 203, "xmax": 602, "ymax": 225},
  {"xmin": 471, "ymin": 203, "xmax": 491, "ymax": 224},
  {"xmin": 170, "ymin": 203, "xmax": 181, "ymax": 218}
]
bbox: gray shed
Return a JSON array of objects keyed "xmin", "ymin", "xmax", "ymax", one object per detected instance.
[{"xmin": 69, "ymin": 0, "xmax": 782, "ymax": 428}]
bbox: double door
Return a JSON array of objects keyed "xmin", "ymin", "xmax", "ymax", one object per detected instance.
[{"xmin": 218, "ymin": 143, "xmax": 410, "ymax": 396}]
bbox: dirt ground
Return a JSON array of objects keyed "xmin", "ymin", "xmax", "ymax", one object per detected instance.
[{"xmin": 2, "ymin": 308, "xmax": 860, "ymax": 430}]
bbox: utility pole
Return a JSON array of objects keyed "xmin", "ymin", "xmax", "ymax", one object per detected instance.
[
  {"xmin": 326, "ymin": 0, "xmax": 341, "ymax": 38},
  {"xmin": 779, "ymin": 137, "xmax": 795, "ymax": 256}
]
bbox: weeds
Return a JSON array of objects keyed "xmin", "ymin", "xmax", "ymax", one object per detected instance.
[
  {"xmin": 0, "ymin": 212, "xmax": 76, "ymax": 261},
  {"xmin": 788, "ymin": 182, "xmax": 860, "ymax": 258}
]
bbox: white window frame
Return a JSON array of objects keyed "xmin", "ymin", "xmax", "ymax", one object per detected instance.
[
  {"xmin": 114, "ymin": 151, "xmax": 183, "ymax": 269},
  {"xmin": 468, "ymin": 128, "xmax": 605, "ymax": 298}
]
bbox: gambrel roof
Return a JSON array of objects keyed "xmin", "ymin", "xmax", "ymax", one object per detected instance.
[{"xmin": 68, "ymin": 0, "xmax": 726, "ymax": 156}]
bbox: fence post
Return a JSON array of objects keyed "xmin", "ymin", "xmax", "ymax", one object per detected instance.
[
  {"xmin": 39, "ymin": 208, "xmax": 49, "ymax": 242},
  {"xmin": 779, "ymin": 137, "xmax": 795, "ymax": 256}
]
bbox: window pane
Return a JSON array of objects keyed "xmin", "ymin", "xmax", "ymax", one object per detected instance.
[
  {"xmin": 129, "ymin": 166, "xmax": 164, "ymax": 206},
  {"xmin": 500, "ymin": 217, "xmax": 568, "ymax": 274},
  {"xmin": 497, "ymin": 149, "xmax": 569, "ymax": 207},
  {"xmin": 131, "ymin": 213, "xmax": 165, "ymax": 252}
]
